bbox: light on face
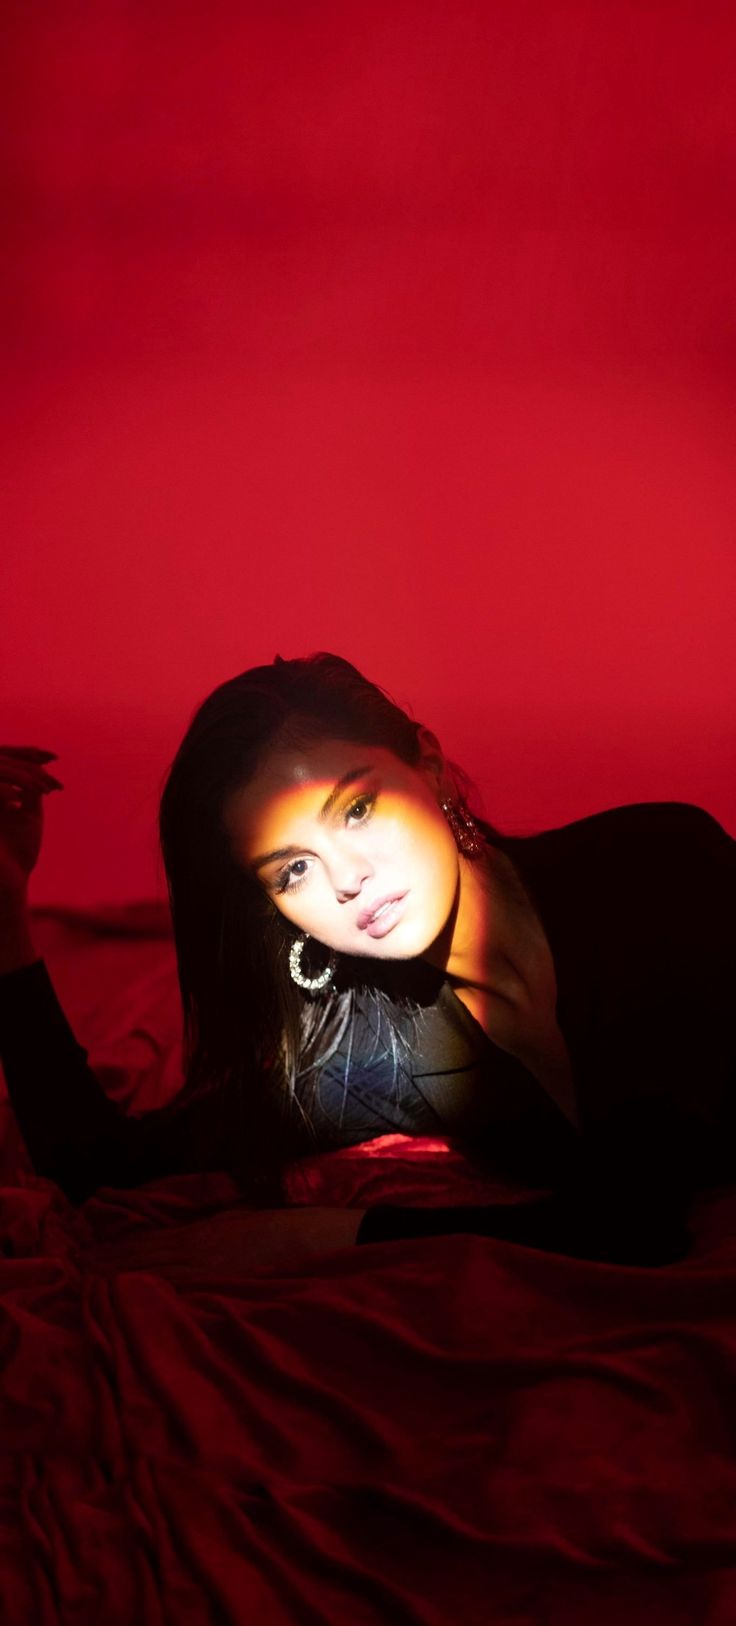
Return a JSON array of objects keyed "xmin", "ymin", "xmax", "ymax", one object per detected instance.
[{"xmin": 226, "ymin": 743, "xmax": 461, "ymax": 958}]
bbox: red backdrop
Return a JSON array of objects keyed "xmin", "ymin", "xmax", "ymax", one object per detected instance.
[{"xmin": 4, "ymin": 1, "xmax": 735, "ymax": 904}]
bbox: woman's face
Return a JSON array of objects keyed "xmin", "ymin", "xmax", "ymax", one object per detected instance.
[{"xmin": 224, "ymin": 732, "xmax": 462, "ymax": 960}]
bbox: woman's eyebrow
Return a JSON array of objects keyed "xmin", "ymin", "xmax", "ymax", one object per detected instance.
[{"xmin": 252, "ymin": 766, "xmax": 374, "ymax": 871}]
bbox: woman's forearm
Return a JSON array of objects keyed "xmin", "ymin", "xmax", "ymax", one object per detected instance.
[
  {"xmin": 0, "ymin": 900, "xmax": 39, "ymax": 976},
  {"xmin": 82, "ymin": 1205, "xmax": 368, "ymax": 1273}
]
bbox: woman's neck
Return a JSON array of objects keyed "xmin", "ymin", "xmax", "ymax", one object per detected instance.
[{"xmin": 421, "ymin": 845, "xmax": 536, "ymax": 1006}]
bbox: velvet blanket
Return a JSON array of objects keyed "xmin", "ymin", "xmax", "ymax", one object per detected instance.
[{"xmin": 1, "ymin": 906, "xmax": 735, "ymax": 1624}]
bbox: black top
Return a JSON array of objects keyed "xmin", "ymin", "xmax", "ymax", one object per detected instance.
[{"xmin": 1, "ymin": 801, "xmax": 734, "ymax": 1265}]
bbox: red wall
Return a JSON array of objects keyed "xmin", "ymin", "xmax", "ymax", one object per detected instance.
[{"xmin": 5, "ymin": 2, "xmax": 735, "ymax": 905}]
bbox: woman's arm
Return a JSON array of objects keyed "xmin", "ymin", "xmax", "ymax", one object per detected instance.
[
  {"xmin": 83, "ymin": 1205, "xmax": 367, "ymax": 1274},
  {"xmin": 0, "ymin": 760, "xmax": 255, "ymax": 1204},
  {"xmin": 0, "ymin": 956, "xmax": 241, "ymax": 1203},
  {"xmin": 354, "ymin": 1174, "xmax": 690, "ymax": 1266},
  {"xmin": 0, "ymin": 908, "xmax": 37, "ymax": 978}
]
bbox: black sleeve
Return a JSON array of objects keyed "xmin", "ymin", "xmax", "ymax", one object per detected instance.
[
  {"xmin": 355, "ymin": 1086, "xmax": 698, "ymax": 1267},
  {"xmin": 356, "ymin": 807, "xmax": 736, "ymax": 1268},
  {"xmin": 0, "ymin": 959, "xmax": 242, "ymax": 1204},
  {"xmin": 354, "ymin": 1054, "xmax": 707, "ymax": 1266},
  {"xmin": 354, "ymin": 1177, "xmax": 690, "ymax": 1266}
]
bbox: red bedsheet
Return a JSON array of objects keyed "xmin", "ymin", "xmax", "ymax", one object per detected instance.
[{"xmin": 2, "ymin": 907, "xmax": 736, "ymax": 1624}]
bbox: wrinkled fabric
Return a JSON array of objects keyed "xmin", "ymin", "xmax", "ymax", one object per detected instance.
[
  {"xmin": 0, "ymin": 811, "xmax": 735, "ymax": 1622},
  {"xmin": 1, "ymin": 1152, "xmax": 736, "ymax": 1624}
]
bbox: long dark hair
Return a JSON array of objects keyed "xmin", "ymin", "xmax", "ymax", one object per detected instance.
[{"xmin": 158, "ymin": 652, "xmax": 509, "ymax": 1199}]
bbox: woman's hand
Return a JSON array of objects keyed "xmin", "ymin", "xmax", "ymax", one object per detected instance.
[
  {"xmin": 0, "ymin": 746, "xmax": 62, "ymax": 907},
  {"xmin": 82, "ymin": 1205, "xmax": 368, "ymax": 1276}
]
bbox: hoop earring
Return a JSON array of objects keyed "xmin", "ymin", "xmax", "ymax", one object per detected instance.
[
  {"xmin": 441, "ymin": 798, "xmax": 486, "ymax": 859},
  {"xmin": 289, "ymin": 932, "xmax": 337, "ymax": 992}
]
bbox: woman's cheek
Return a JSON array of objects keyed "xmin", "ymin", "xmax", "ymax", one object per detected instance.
[{"xmin": 375, "ymin": 808, "xmax": 426, "ymax": 864}]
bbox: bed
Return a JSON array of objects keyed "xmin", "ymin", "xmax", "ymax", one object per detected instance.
[{"xmin": 2, "ymin": 902, "xmax": 736, "ymax": 1624}]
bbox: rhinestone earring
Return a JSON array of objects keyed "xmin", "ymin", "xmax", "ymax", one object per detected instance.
[
  {"xmin": 441, "ymin": 798, "xmax": 486, "ymax": 858},
  {"xmin": 289, "ymin": 932, "xmax": 337, "ymax": 991}
]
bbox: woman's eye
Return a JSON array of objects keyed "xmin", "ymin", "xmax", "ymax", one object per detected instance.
[
  {"xmin": 275, "ymin": 859, "xmax": 310, "ymax": 895},
  {"xmin": 273, "ymin": 793, "xmax": 376, "ymax": 895},
  {"xmin": 346, "ymin": 792, "xmax": 375, "ymax": 823}
]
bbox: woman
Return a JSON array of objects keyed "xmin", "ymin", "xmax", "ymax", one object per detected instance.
[{"xmin": 0, "ymin": 652, "xmax": 734, "ymax": 1266}]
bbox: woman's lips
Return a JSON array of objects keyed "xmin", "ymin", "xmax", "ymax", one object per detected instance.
[{"xmin": 360, "ymin": 893, "xmax": 409, "ymax": 939}]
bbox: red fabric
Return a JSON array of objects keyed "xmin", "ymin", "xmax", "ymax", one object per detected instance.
[{"xmin": 2, "ymin": 908, "xmax": 736, "ymax": 1622}]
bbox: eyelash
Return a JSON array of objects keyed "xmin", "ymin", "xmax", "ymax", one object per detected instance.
[{"xmin": 273, "ymin": 792, "xmax": 376, "ymax": 896}]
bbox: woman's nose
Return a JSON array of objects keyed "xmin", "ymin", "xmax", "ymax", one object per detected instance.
[
  {"xmin": 326, "ymin": 839, "xmax": 372, "ymax": 902},
  {"xmin": 332, "ymin": 863, "xmax": 372, "ymax": 903},
  {"xmin": 334, "ymin": 878, "xmax": 366, "ymax": 903}
]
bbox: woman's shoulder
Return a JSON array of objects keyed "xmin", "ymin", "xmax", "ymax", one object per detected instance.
[
  {"xmin": 490, "ymin": 799, "xmax": 735, "ymax": 962},
  {"xmin": 491, "ymin": 799, "xmax": 733, "ymax": 867},
  {"xmin": 565, "ymin": 799, "xmax": 731, "ymax": 840},
  {"xmin": 555, "ymin": 801, "xmax": 734, "ymax": 888}
]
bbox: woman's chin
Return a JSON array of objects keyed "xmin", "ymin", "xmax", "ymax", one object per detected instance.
[{"xmin": 361, "ymin": 922, "xmax": 440, "ymax": 961}]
